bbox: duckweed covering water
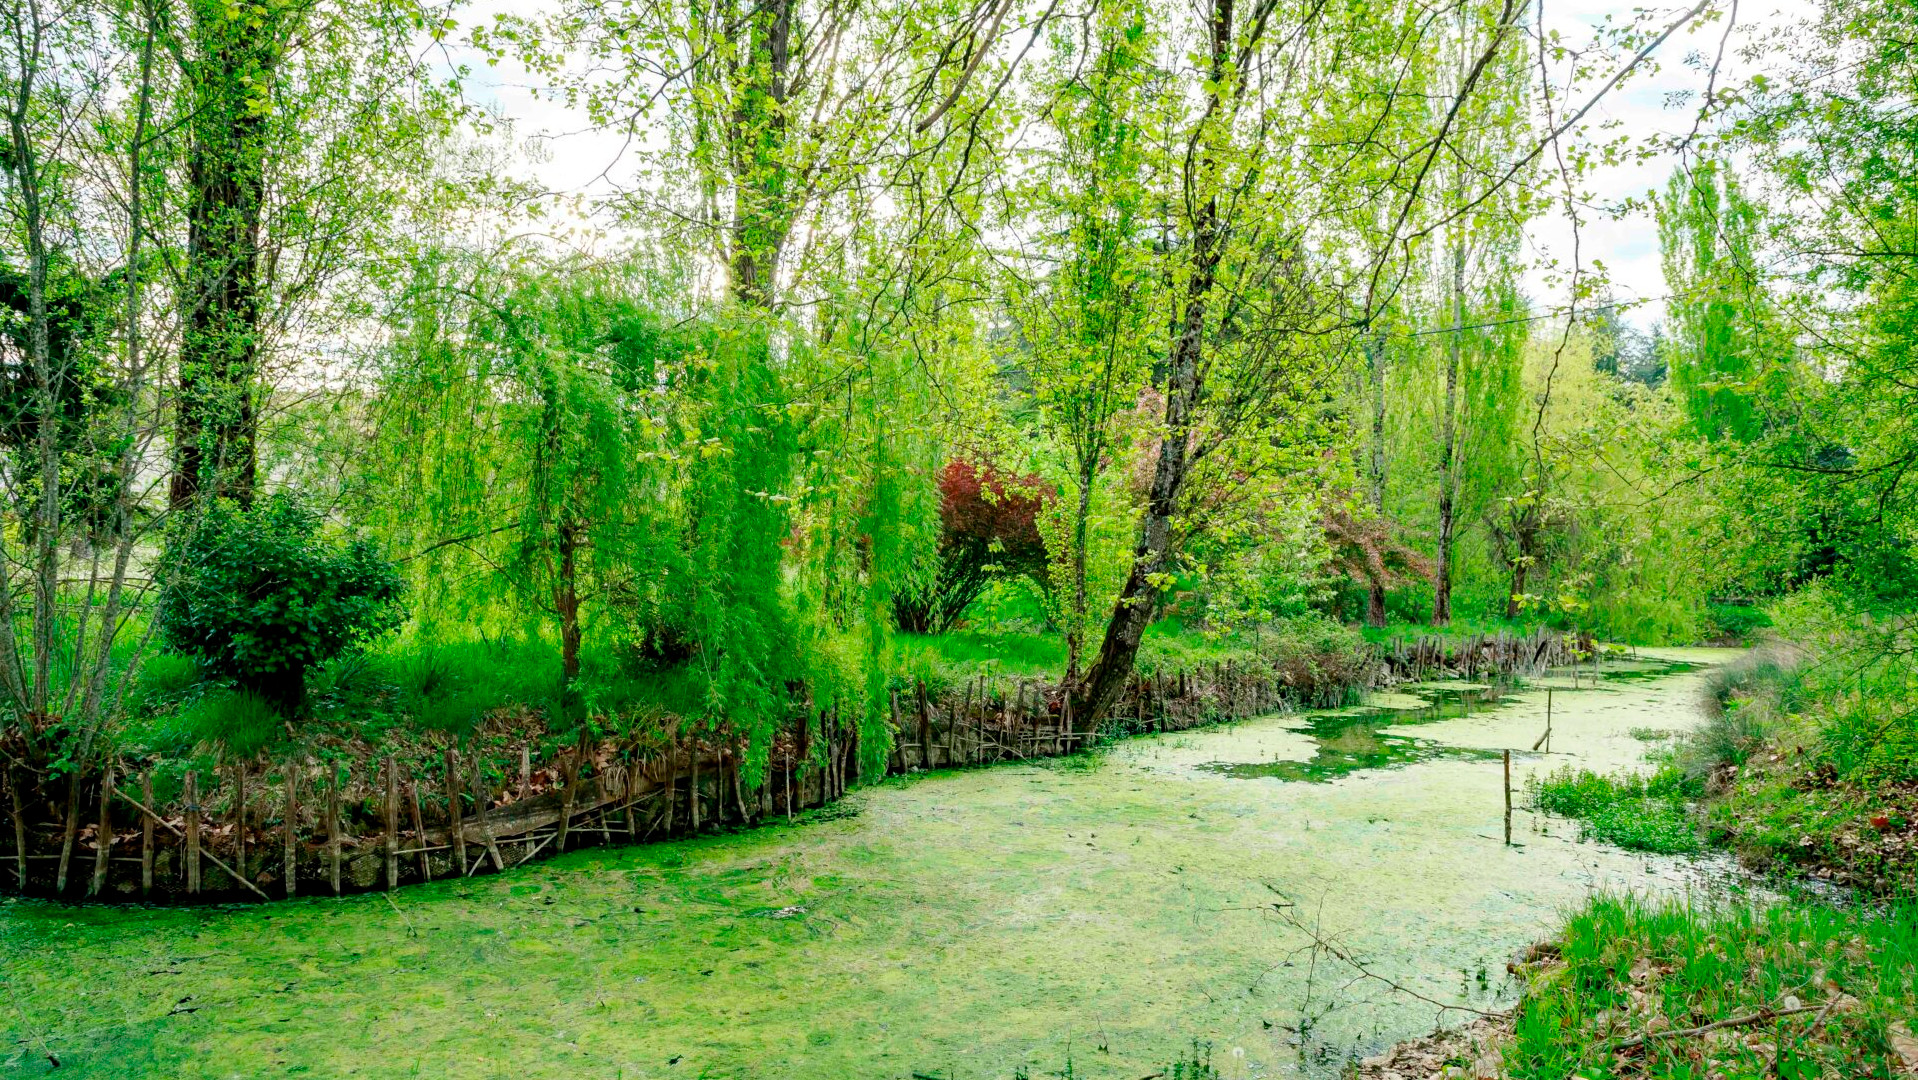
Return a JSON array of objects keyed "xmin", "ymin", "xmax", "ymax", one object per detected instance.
[{"xmin": 1, "ymin": 650, "xmax": 1741, "ymax": 1079}]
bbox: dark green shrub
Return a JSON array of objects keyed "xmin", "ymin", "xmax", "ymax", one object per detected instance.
[
  {"xmin": 1703, "ymin": 601, "xmax": 1772, "ymax": 643},
  {"xmin": 156, "ymin": 496, "xmax": 405, "ymax": 715}
]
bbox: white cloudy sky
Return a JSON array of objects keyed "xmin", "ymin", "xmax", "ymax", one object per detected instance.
[{"xmin": 451, "ymin": 0, "xmax": 1815, "ymax": 330}]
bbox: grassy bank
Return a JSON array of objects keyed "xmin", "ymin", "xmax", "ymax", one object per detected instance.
[
  {"xmin": 1502, "ymin": 894, "xmax": 1918, "ymax": 1079},
  {"xmin": 1384, "ymin": 590, "xmax": 1918, "ymax": 1079}
]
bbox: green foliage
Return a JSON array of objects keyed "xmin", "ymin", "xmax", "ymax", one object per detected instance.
[
  {"xmin": 156, "ymin": 496, "xmax": 404, "ymax": 717},
  {"xmin": 149, "ymin": 688, "xmax": 285, "ymax": 760},
  {"xmin": 1529, "ymin": 764, "xmax": 1702, "ymax": 855},
  {"xmin": 1703, "ymin": 602, "xmax": 1773, "ymax": 644}
]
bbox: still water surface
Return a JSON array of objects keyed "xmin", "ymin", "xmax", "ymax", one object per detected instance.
[{"xmin": 0, "ymin": 649, "xmax": 1741, "ymax": 1079}]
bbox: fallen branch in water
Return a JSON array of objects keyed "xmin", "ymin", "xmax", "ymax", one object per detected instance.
[{"xmin": 1260, "ymin": 887, "xmax": 1510, "ymax": 1020}]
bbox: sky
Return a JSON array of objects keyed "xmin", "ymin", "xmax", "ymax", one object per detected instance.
[
  {"xmin": 1522, "ymin": 0, "xmax": 1816, "ymax": 327},
  {"xmin": 450, "ymin": 0, "xmax": 1818, "ymax": 331}
]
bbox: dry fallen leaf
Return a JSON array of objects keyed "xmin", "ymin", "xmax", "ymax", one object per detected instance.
[{"xmin": 1889, "ymin": 1020, "xmax": 1918, "ymax": 1075}]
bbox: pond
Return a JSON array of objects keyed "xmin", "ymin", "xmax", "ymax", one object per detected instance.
[{"xmin": 0, "ymin": 649, "xmax": 1744, "ymax": 1079}]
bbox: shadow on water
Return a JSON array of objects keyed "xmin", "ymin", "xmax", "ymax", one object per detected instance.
[{"xmin": 1198, "ymin": 657, "xmax": 1703, "ymax": 783}]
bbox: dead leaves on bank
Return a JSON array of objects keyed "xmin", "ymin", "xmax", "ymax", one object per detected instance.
[{"xmin": 1889, "ymin": 1021, "xmax": 1918, "ymax": 1075}]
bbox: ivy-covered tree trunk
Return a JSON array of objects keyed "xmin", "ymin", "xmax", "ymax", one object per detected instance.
[
  {"xmin": 171, "ymin": 1, "xmax": 286, "ymax": 510},
  {"xmin": 1065, "ymin": 469, "xmax": 1094, "ymax": 681},
  {"xmin": 556, "ymin": 521, "xmax": 584, "ymax": 701},
  {"xmin": 725, "ymin": 0, "xmax": 795, "ymax": 308}
]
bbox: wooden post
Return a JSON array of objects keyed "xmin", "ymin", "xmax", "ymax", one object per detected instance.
[
  {"xmin": 234, "ymin": 761, "xmax": 247, "ymax": 883},
  {"xmin": 327, "ymin": 770, "xmax": 342, "ymax": 896},
  {"xmin": 622, "ymin": 758, "xmax": 639, "ymax": 838},
  {"xmin": 444, "ymin": 749, "xmax": 467, "ymax": 873},
  {"xmin": 384, "ymin": 756, "xmax": 399, "ymax": 890},
  {"xmin": 88, "ymin": 767, "xmax": 113, "ymax": 898},
  {"xmin": 408, "ymin": 779, "xmax": 430, "ymax": 881},
  {"xmin": 283, "ymin": 766, "xmax": 299, "ymax": 899},
  {"xmin": 784, "ymin": 749, "xmax": 794, "ymax": 823},
  {"xmin": 827, "ymin": 714, "xmax": 840, "ymax": 798},
  {"xmin": 185, "ymin": 770, "xmax": 202, "ymax": 896},
  {"xmin": 55, "ymin": 772, "xmax": 80, "ymax": 894},
  {"xmin": 140, "ymin": 772, "xmax": 155, "ymax": 898},
  {"xmin": 887, "ymin": 691, "xmax": 904, "ymax": 774},
  {"xmin": 689, "ymin": 739, "xmax": 702, "ymax": 831},
  {"xmin": 8, "ymin": 767, "xmax": 25, "ymax": 890},
  {"xmin": 1503, "ymin": 749, "xmax": 1513, "ymax": 846},
  {"xmin": 1012, "ymin": 683, "xmax": 1026, "ymax": 756},
  {"xmin": 518, "ymin": 744, "xmax": 532, "ymax": 800},
  {"xmin": 732, "ymin": 746, "xmax": 751, "ymax": 824},
  {"xmin": 958, "ymin": 680, "xmax": 972, "ymax": 766},
  {"xmin": 915, "ymin": 680, "xmax": 932, "ymax": 771},
  {"xmin": 469, "ymin": 757, "xmax": 504, "ymax": 872},
  {"xmin": 663, "ymin": 737, "xmax": 678, "ymax": 834},
  {"xmin": 1534, "ymin": 687, "xmax": 1554, "ymax": 752},
  {"xmin": 556, "ymin": 753, "xmax": 579, "ymax": 852}
]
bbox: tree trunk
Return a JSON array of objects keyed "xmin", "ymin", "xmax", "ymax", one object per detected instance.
[
  {"xmin": 556, "ymin": 523, "xmax": 582, "ymax": 708},
  {"xmin": 1433, "ymin": 240, "xmax": 1465, "ymax": 627},
  {"xmin": 1365, "ymin": 327, "xmax": 1390, "ymax": 628},
  {"xmin": 725, "ymin": 0, "xmax": 795, "ymax": 308},
  {"xmin": 1071, "ymin": 0, "xmax": 1236, "ymax": 733},
  {"xmin": 1066, "ymin": 467, "xmax": 1094, "ymax": 682},
  {"xmin": 171, "ymin": 9, "xmax": 284, "ymax": 509},
  {"xmin": 1506, "ymin": 553, "xmax": 1527, "ymax": 620}
]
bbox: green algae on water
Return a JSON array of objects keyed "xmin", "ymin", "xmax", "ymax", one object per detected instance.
[{"xmin": 0, "ymin": 650, "xmax": 1739, "ymax": 1080}]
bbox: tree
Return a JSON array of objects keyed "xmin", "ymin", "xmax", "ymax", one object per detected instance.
[
  {"xmin": 1428, "ymin": 0, "xmax": 1532, "ymax": 627},
  {"xmin": 894, "ymin": 459, "xmax": 1046, "ymax": 634},
  {"xmin": 1657, "ymin": 158, "xmax": 1777, "ymax": 444},
  {"xmin": 156, "ymin": 496, "xmax": 404, "ymax": 713},
  {"xmin": 1005, "ymin": 0, "xmax": 1158, "ymax": 677}
]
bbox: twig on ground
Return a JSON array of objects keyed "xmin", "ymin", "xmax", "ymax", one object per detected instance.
[{"xmin": 1611, "ymin": 1004, "xmax": 1823, "ymax": 1052}]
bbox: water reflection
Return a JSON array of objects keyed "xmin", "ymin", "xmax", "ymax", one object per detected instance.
[{"xmin": 1199, "ymin": 659, "xmax": 1702, "ymax": 783}]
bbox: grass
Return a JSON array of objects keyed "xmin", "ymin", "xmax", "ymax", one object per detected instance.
[
  {"xmin": 1504, "ymin": 892, "xmax": 1918, "ymax": 1079},
  {"xmin": 897, "ymin": 612, "xmax": 1372, "ymax": 703},
  {"xmin": 1682, "ymin": 614, "xmax": 1918, "ymax": 893},
  {"xmin": 1528, "ymin": 764, "xmax": 1704, "ymax": 855}
]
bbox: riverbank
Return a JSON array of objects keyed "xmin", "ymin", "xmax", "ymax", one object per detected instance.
[
  {"xmin": 2, "ymin": 655, "xmax": 1727, "ymax": 1077},
  {"xmin": 1360, "ymin": 603, "xmax": 1917, "ymax": 1079},
  {"xmin": 6, "ymin": 616, "xmax": 1610, "ymax": 906},
  {"xmin": 3, "ymin": 617, "xmax": 1384, "ymax": 904}
]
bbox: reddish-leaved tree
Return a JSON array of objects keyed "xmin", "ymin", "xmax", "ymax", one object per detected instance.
[{"xmin": 895, "ymin": 460, "xmax": 1048, "ymax": 633}]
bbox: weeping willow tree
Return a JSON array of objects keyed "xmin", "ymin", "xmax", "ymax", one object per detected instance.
[{"xmin": 361, "ymin": 249, "xmax": 940, "ymax": 785}]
